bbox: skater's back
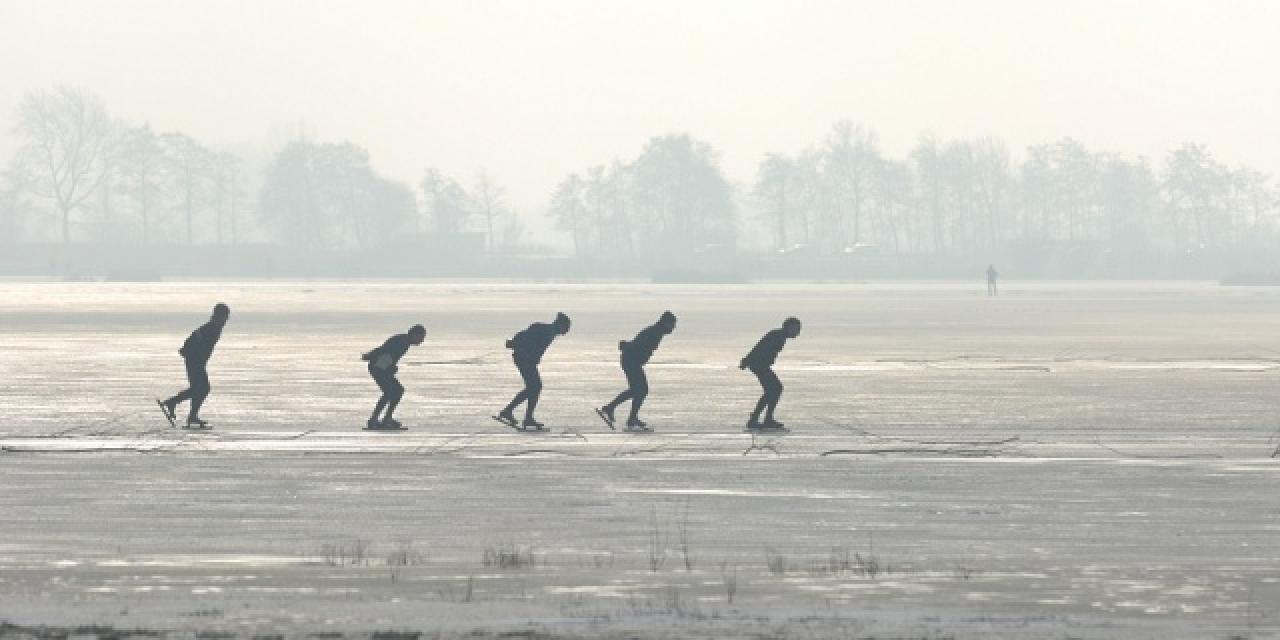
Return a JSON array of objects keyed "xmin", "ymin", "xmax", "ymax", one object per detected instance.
[
  {"xmin": 621, "ymin": 322, "xmax": 668, "ymax": 367},
  {"xmin": 510, "ymin": 321, "xmax": 560, "ymax": 364},
  {"xmin": 364, "ymin": 332, "xmax": 414, "ymax": 370},
  {"xmin": 742, "ymin": 327, "xmax": 788, "ymax": 369},
  {"xmin": 180, "ymin": 316, "xmax": 226, "ymax": 363}
]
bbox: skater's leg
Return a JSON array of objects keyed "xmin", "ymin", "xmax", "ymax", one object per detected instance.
[
  {"xmin": 749, "ymin": 367, "xmax": 770, "ymax": 424},
  {"xmin": 516, "ymin": 360, "xmax": 543, "ymax": 423},
  {"xmin": 370, "ymin": 365, "xmax": 392, "ymax": 421},
  {"xmin": 499, "ymin": 358, "xmax": 527, "ymax": 418},
  {"xmin": 167, "ymin": 364, "xmax": 196, "ymax": 409},
  {"xmin": 383, "ymin": 377, "xmax": 405, "ymax": 420},
  {"xmin": 605, "ymin": 389, "xmax": 632, "ymax": 413},
  {"xmin": 760, "ymin": 368, "xmax": 783, "ymax": 422},
  {"xmin": 185, "ymin": 362, "xmax": 211, "ymax": 423},
  {"xmin": 625, "ymin": 365, "xmax": 649, "ymax": 422}
]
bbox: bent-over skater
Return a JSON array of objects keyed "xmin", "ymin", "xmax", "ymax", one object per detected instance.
[
  {"xmin": 597, "ymin": 311, "xmax": 677, "ymax": 431},
  {"xmin": 362, "ymin": 324, "xmax": 426, "ymax": 429},
  {"xmin": 159, "ymin": 303, "xmax": 230, "ymax": 428},
  {"xmin": 496, "ymin": 312, "xmax": 571, "ymax": 430},
  {"xmin": 739, "ymin": 316, "xmax": 802, "ymax": 431}
]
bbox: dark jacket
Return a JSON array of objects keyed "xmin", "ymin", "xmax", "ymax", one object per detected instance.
[
  {"xmin": 742, "ymin": 328, "xmax": 788, "ymax": 369},
  {"xmin": 179, "ymin": 321, "xmax": 224, "ymax": 364},
  {"xmin": 621, "ymin": 323, "xmax": 666, "ymax": 367},
  {"xmin": 509, "ymin": 322, "xmax": 559, "ymax": 364},
  {"xmin": 364, "ymin": 333, "xmax": 413, "ymax": 372}
]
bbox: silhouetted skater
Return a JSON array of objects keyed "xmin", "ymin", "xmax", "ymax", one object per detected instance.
[
  {"xmin": 740, "ymin": 317, "xmax": 802, "ymax": 431},
  {"xmin": 987, "ymin": 264, "xmax": 999, "ymax": 296},
  {"xmin": 597, "ymin": 311, "xmax": 677, "ymax": 431},
  {"xmin": 496, "ymin": 313, "xmax": 571, "ymax": 430},
  {"xmin": 158, "ymin": 303, "xmax": 230, "ymax": 428},
  {"xmin": 362, "ymin": 324, "xmax": 426, "ymax": 429}
]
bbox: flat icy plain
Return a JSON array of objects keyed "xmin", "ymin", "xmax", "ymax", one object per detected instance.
[{"xmin": 0, "ymin": 280, "xmax": 1277, "ymax": 638}]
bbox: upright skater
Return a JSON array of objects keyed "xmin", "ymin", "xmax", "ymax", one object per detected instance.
[
  {"xmin": 987, "ymin": 264, "xmax": 999, "ymax": 296},
  {"xmin": 739, "ymin": 316, "xmax": 802, "ymax": 431},
  {"xmin": 496, "ymin": 312, "xmax": 571, "ymax": 430},
  {"xmin": 362, "ymin": 324, "xmax": 426, "ymax": 429},
  {"xmin": 158, "ymin": 303, "xmax": 230, "ymax": 428},
  {"xmin": 597, "ymin": 311, "xmax": 677, "ymax": 431}
]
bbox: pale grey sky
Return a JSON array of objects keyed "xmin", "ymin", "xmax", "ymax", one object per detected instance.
[{"xmin": 2, "ymin": 0, "xmax": 1277, "ymax": 213}]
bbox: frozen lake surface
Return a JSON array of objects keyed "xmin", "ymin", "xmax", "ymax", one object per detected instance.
[{"xmin": 0, "ymin": 280, "xmax": 1277, "ymax": 638}]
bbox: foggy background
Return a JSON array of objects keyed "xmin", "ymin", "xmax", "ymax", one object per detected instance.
[{"xmin": 1, "ymin": 0, "xmax": 1278, "ymax": 280}]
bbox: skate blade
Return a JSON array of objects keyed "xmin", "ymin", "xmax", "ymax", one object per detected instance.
[
  {"xmin": 595, "ymin": 408, "xmax": 616, "ymax": 430},
  {"xmin": 155, "ymin": 399, "xmax": 175, "ymax": 428}
]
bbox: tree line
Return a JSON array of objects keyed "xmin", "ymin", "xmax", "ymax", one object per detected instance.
[
  {"xmin": 745, "ymin": 122, "xmax": 1280, "ymax": 259},
  {"xmin": 0, "ymin": 87, "xmax": 521, "ymax": 250},
  {"xmin": 4, "ymin": 86, "xmax": 1278, "ymax": 266}
]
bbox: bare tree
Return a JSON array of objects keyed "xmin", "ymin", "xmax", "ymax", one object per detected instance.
[
  {"xmin": 1163, "ymin": 143, "xmax": 1230, "ymax": 249},
  {"xmin": 210, "ymin": 152, "xmax": 244, "ymax": 244},
  {"xmin": 471, "ymin": 169, "xmax": 508, "ymax": 251},
  {"xmin": 549, "ymin": 173, "xmax": 587, "ymax": 256},
  {"xmin": 258, "ymin": 140, "xmax": 413, "ymax": 249},
  {"xmin": 824, "ymin": 121, "xmax": 881, "ymax": 250},
  {"xmin": 420, "ymin": 168, "xmax": 469, "ymax": 234},
  {"xmin": 160, "ymin": 132, "xmax": 213, "ymax": 245},
  {"xmin": 754, "ymin": 152, "xmax": 795, "ymax": 250},
  {"xmin": 0, "ymin": 165, "xmax": 32, "ymax": 242},
  {"xmin": 12, "ymin": 87, "xmax": 113, "ymax": 244},
  {"xmin": 629, "ymin": 133, "xmax": 736, "ymax": 255},
  {"xmin": 115, "ymin": 124, "xmax": 170, "ymax": 243}
]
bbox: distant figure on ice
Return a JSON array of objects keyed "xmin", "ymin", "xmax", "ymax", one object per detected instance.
[
  {"xmin": 987, "ymin": 264, "xmax": 999, "ymax": 296},
  {"xmin": 495, "ymin": 312, "xmax": 571, "ymax": 430},
  {"xmin": 740, "ymin": 317, "xmax": 802, "ymax": 431},
  {"xmin": 597, "ymin": 311, "xmax": 677, "ymax": 432},
  {"xmin": 158, "ymin": 303, "xmax": 230, "ymax": 429},
  {"xmin": 362, "ymin": 324, "xmax": 427, "ymax": 429}
]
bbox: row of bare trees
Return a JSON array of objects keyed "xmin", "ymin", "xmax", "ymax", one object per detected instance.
[
  {"xmin": 549, "ymin": 133, "xmax": 736, "ymax": 258},
  {"xmin": 255, "ymin": 145, "xmax": 523, "ymax": 251},
  {"xmin": 752, "ymin": 121, "xmax": 1280, "ymax": 256},
  {"xmin": 1, "ymin": 87, "xmax": 524, "ymax": 250},
  {"xmin": 3, "ymin": 87, "xmax": 247, "ymax": 245},
  {"xmin": 5, "ymin": 87, "xmax": 1277, "ymax": 262}
]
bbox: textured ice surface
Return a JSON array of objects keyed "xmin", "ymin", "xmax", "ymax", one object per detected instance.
[{"xmin": 0, "ymin": 280, "xmax": 1277, "ymax": 638}]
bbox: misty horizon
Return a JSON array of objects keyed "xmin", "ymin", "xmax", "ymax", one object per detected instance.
[{"xmin": 2, "ymin": 0, "xmax": 1278, "ymax": 216}]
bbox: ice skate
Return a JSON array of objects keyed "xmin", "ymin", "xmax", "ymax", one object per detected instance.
[
  {"xmin": 156, "ymin": 399, "xmax": 176, "ymax": 427},
  {"xmin": 595, "ymin": 406, "xmax": 616, "ymax": 429},
  {"xmin": 624, "ymin": 417, "xmax": 651, "ymax": 432}
]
